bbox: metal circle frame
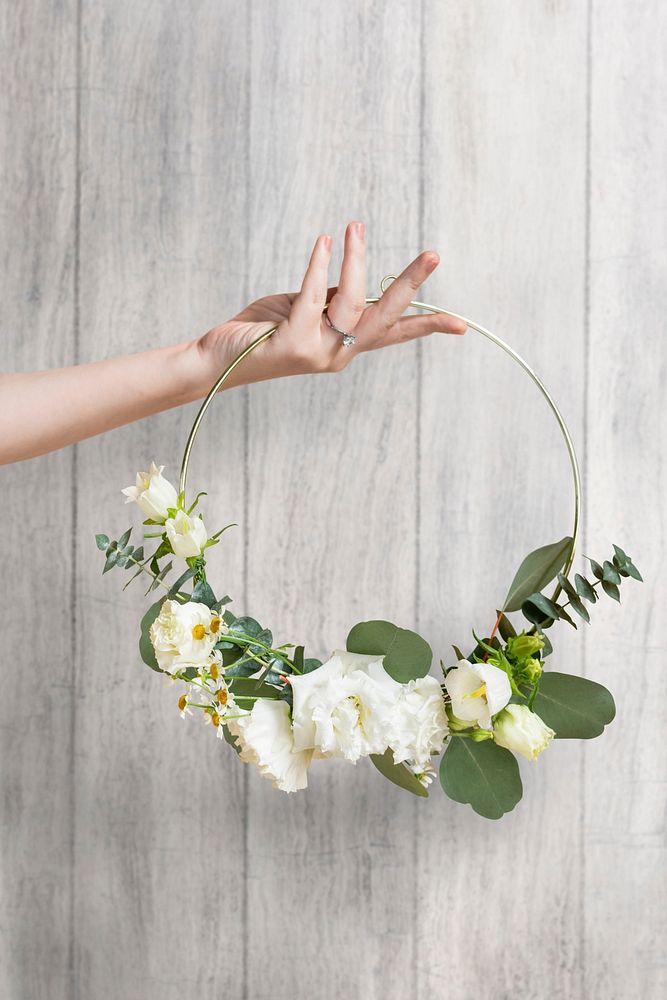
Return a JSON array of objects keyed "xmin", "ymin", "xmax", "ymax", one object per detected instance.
[{"xmin": 179, "ymin": 276, "xmax": 581, "ymax": 602}]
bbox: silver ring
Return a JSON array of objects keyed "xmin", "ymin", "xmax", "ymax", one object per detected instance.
[{"xmin": 323, "ymin": 310, "xmax": 356, "ymax": 347}]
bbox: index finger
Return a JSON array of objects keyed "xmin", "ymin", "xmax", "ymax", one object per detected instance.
[{"xmin": 370, "ymin": 251, "xmax": 440, "ymax": 329}]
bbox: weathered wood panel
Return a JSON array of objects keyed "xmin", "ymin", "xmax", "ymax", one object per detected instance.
[
  {"xmin": 0, "ymin": 3, "xmax": 77, "ymax": 998},
  {"xmin": 73, "ymin": 3, "xmax": 249, "ymax": 997},
  {"xmin": 584, "ymin": 2, "xmax": 667, "ymax": 996},
  {"xmin": 243, "ymin": 3, "xmax": 423, "ymax": 997},
  {"xmin": 418, "ymin": 3, "xmax": 589, "ymax": 997}
]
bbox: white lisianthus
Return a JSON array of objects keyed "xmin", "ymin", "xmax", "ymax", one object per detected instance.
[
  {"xmin": 443, "ymin": 659, "xmax": 512, "ymax": 730},
  {"xmin": 389, "ymin": 675, "xmax": 449, "ymax": 769},
  {"xmin": 165, "ymin": 509, "xmax": 208, "ymax": 559},
  {"xmin": 290, "ymin": 650, "xmax": 401, "ymax": 762},
  {"xmin": 149, "ymin": 598, "xmax": 218, "ymax": 674},
  {"xmin": 227, "ymin": 700, "xmax": 313, "ymax": 793},
  {"xmin": 122, "ymin": 462, "xmax": 178, "ymax": 522},
  {"xmin": 493, "ymin": 704, "xmax": 556, "ymax": 761}
]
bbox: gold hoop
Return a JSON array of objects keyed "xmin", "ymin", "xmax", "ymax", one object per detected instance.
[{"xmin": 178, "ymin": 276, "xmax": 582, "ymax": 601}]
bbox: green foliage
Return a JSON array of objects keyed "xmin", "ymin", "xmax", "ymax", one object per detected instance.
[
  {"xmin": 502, "ymin": 536, "xmax": 574, "ymax": 613},
  {"xmin": 439, "ymin": 738, "xmax": 523, "ymax": 819},
  {"xmin": 346, "ymin": 620, "xmax": 432, "ymax": 683},
  {"xmin": 532, "ymin": 671, "xmax": 615, "ymax": 738},
  {"xmin": 370, "ymin": 749, "xmax": 429, "ymax": 798},
  {"xmin": 139, "ymin": 600, "xmax": 164, "ymax": 672},
  {"xmin": 520, "ymin": 544, "xmax": 641, "ymax": 631},
  {"xmin": 191, "ymin": 579, "xmax": 217, "ymax": 608}
]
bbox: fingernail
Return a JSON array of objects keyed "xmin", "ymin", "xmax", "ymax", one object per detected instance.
[
  {"xmin": 323, "ymin": 234, "xmax": 333, "ymax": 251},
  {"xmin": 354, "ymin": 221, "xmax": 365, "ymax": 239},
  {"xmin": 426, "ymin": 252, "xmax": 439, "ymax": 272}
]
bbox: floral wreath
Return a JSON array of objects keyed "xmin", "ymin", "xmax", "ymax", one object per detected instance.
[{"xmin": 95, "ymin": 279, "xmax": 642, "ymax": 819}]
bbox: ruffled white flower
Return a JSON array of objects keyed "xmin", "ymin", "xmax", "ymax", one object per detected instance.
[
  {"xmin": 227, "ymin": 699, "xmax": 313, "ymax": 792},
  {"xmin": 443, "ymin": 659, "xmax": 511, "ymax": 730},
  {"xmin": 165, "ymin": 509, "xmax": 208, "ymax": 559},
  {"xmin": 150, "ymin": 598, "xmax": 218, "ymax": 674},
  {"xmin": 389, "ymin": 675, "xmax": 449, "ymax": 769},
  {"xmin": 122, "ymin": 462, "xmax": 178, "ymax": 522},
  {"xmin": 290, "ymin": 650, "xmax": 401, "ymax": 762},
  {"xmin": 493, "ymin": 704, "xmax": 555, "ymax": 761}
]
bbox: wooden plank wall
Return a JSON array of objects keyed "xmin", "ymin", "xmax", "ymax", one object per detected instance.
[{"xmin": 0, "ymin": 2, "xmax": 664, "ymax": 998}]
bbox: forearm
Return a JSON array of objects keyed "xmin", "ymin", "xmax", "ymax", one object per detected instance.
[{"xmin": 0, "ymin": 338, "xmax": 213, "ymax": 465}]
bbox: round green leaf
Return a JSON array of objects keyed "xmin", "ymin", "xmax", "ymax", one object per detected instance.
[
  {"xmin": 574, "ymin": 573, "xmax": 597, "ymax": 603},
  {"xmin": 532, "ymin": 671, "xmax": 615, "ymax": 738},
  {"xmin": 370, "ymin": 749, "xmax": 429, "ymax": 798},
  {"xmin": 346, "ymin": 620, "xmax": 432, "ymax": 683},
  {"xmin": 439, "ymin": 738, "xmax": 523, "ymax": 819}
]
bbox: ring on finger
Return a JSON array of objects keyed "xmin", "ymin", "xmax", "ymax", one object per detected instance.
[{"xmin": 323, "ymin": 309, "xmax": 356, "ymax": 347}]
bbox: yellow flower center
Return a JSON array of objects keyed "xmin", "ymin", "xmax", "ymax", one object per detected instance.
[
  {"xmin": 211, "ymin": 711, "xmax": 220, "ymax": 727},
  {"xmin": 192, "ymin": 624, "xmax": 206, "ymax": 640},
  {"xmin": 217, "ymin": 687, "xmax": 228, "ymax": 706},
  {"xmin": 464, "ymin": 682, "xmax": 487, "ymax": 701},
  {"xmin": 210, "ymin": 616, "xmax": 221, "ymax": 635},
  {"xmin": 178, "ymin": 694, "xmax": 187, "ymax": 712},
  {"xmin": 209, "ymin": 662, "xmax": 219, "ymax": 681}
]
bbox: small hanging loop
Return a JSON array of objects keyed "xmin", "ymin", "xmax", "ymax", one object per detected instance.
[{"xmin": 379, "ymin": 274, "xmax": 397, "ymax": 294}]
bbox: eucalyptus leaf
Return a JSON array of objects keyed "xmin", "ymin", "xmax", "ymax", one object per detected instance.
[
  {"xmin": 370, "ymin": 749, "xmax": 429, "ymax": 798},
  {"xmin": 103, "ymin": 549, "xmax": 120, "ymax": 574},
  {"xmin": 601, "ymin": 580, "xmax": 621, "ymax": 602},
  {"xmin": 502, "ymin": 536, "xmax": 573, "ymax": 613},
  {"xmin": 95, "ymin": 533, "xmax": 110, "ymax": 551},
  {"xmin": 228, "ymin": 677, "xmax": 282, "ymax": 700},
  {"xmin": 574, "ymin": 573, "xmax": 597, "ymax": 603},
  {"xmin": 439, "ymin": 738, "xmax": 522, "ymax": 819},
  {"xmin": 497, "ymin": 612, "xmax": 517, "ymax": 642},
  {"xmin": 521, "ymin": 592, "xmax": 560, "ymax": 627},
  {"xmin": 346, "ymin": 620, "xmax": 432, "ymax": 684},
  {"xmin": 588, "ymin": 558, "xmax": 604, "ymax": 581},
  {"xmin": 118, "ymin": 527, "xmax": 132, "ymax": 549},
  {"xmin": 191, "ymin": 579, "xmax": 217, "ymax": 608},
  {"xmin": 139, "ymin": 599, "xmax": 164, "ymax": 672},
  {"xmin": 303, "ymin": 658, "xmax": 323, "ymax": 674},
  {"xmin": 602, "ymin": 560, "xmax": 622, "ymax": 585},
  {"xmin": 532, "ymin": 671, "xmax": 615, "ymax": 738}
]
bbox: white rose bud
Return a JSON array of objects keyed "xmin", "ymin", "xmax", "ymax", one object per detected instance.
[
  {"xmin": 122, "ymin": 462, "xmax": 178, "ymax": 522},
  {"xmin": 165, "ymin": 509, "xmax": 208, "ymax": 559},
  {"xmin": 493, "ymin": 704, "xmax": 555, "ymax": 761}
]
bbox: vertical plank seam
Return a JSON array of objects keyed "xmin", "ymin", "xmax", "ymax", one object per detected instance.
[
  {"xmin": 413, "ymin": 1, "xmax": 426, "ymax": 995},
  {"xmin": 241, "ymin": 3, "xmax": 253, "ymax": 998},
  {"xmin": 580, "ymin": 0, "xmax": 593, "ymax": 995},
  {"xmin": 69, "ymin": 0, "xmax": 83, "ymax": 995}
]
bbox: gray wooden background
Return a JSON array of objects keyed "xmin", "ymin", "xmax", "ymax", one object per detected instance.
[{"xmin": 1, "ymin": 2, "xmax": 665, "ymax": 998}]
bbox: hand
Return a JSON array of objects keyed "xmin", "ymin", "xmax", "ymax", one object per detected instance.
[{"xmin": 195, "ymin": 221, "xmax": 466, "ymax": 389}]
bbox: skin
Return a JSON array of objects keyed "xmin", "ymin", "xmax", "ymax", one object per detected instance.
[{"xmin": 0, "ymin": 221, "xmax": 466, "ymax": 465}]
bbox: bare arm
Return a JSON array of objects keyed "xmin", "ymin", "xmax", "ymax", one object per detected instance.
[{"xmin": 0, "ymin": 222, "xmax": 466, "ymax": 465}]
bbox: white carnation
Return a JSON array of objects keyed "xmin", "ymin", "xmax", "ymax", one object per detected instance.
[
  {"xmin": 443, "ymin": 658, "xmax": 512, "ymax": 730},
  {"xmin": 122, "ymin": 461, "xmax": 178, "ymax": 522},
  {"xmin": 227, "ymin": 699, "xmax": 313, "ymax": 793},
  {"xmin": 388, "ymin": 675, "xmax": 449, "ymax": 769},
  {"xmin": 149, "ymin": 598, "xmax": 218, "ymax": 674},
  {"xmin": 290, "ymin": 650, "xmax": 401, "ymax": 762}
]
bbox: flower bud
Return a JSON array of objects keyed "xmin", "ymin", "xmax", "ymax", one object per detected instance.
[
  {"xmin": 506, "ymin": 633, "xmax": 544, "ymax": 661},
  {"xmin": 493, "ymin": 704, "xmax": 555, "ymax": 761}
]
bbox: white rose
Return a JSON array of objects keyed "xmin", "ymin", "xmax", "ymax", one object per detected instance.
[
  {"xmin": 493, "ymin": 704, "xmax": 555, "ymax": 761},
  {"xmin": 227, "ymin": 699, "xmax": 313, "ymax": 793},
  {"xmin": 388, "ymin": 675, "xmax": 449, "ymax": 769},
  {"xmin": 290, "ymin": 650, "xmax": 401, "ymax": 762},
  {"xmin": 443, "ymin": 659, "xmax": 511, "ymax": 730},
  {"xmin": 149, "ymin": 598, "xmax": 218, "ymax": 673},
  {"xmin": 122, "ymin": 462, "xmax": 178, "ymax": 522},
  {"xmin": 165, "ymin": 509, "xmax": 208, "ymax": 559}
]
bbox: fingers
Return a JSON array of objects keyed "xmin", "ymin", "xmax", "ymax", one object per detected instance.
[
  {"xmin": 325, "ymin": 221, "xmax": 366, "ymax": 333},
  {"xmin": 288, "ymin": 234, "xmax": 333, "ymax": 329},
  {"xmin": 370, "ymin": 251, "xmax": 440, "ymax": 329},
  {"xmin": 375, "ymin": 311, "xmax": 467, "ymax": 348}
]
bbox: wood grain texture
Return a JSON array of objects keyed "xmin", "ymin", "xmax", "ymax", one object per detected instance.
[
  {"xmin": 0, "ymin": 3, "xmax": 77, "ymax": 998},
  {"xmin": 584, "ymin": 2, "xmax": 667, "ymax": 997},
  {"xmin": 0, "ymin": 1, "xmax": 664, "ymax": 998}
]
